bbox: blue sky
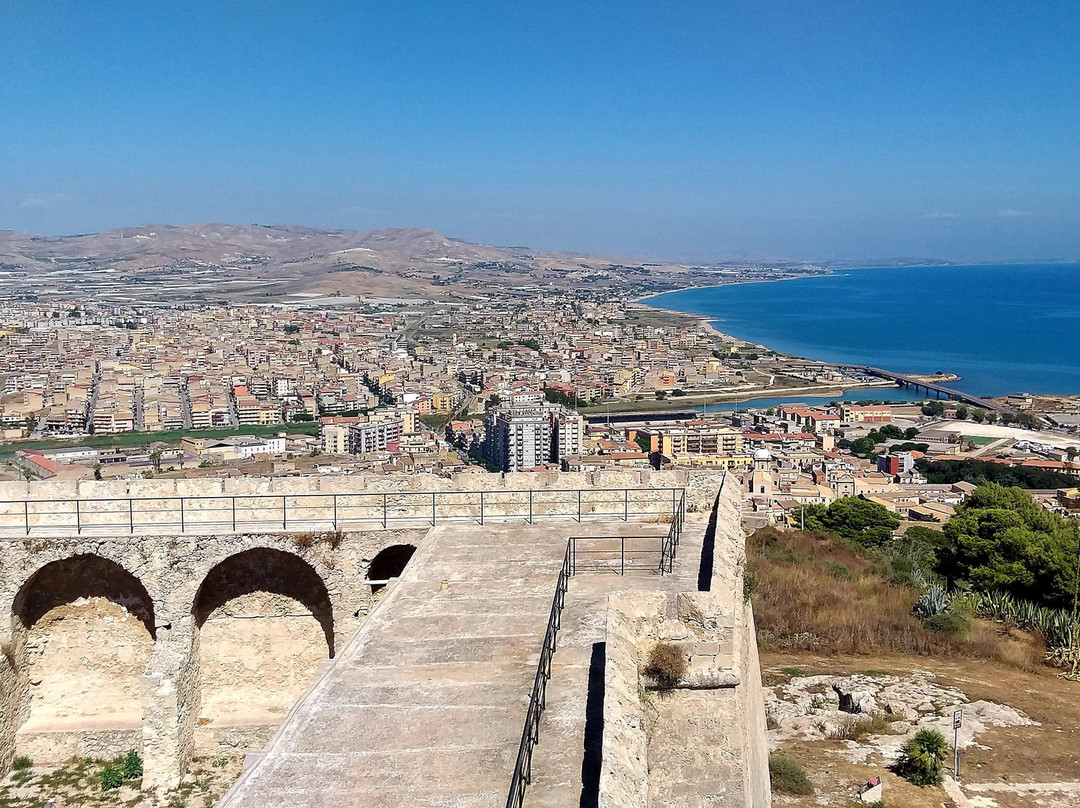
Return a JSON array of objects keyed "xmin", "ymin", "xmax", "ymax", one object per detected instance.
[{"xmin": 1, "ymin": 1, "xmax": 1078, "ymax": 261}]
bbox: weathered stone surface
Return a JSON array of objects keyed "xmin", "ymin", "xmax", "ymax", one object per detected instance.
[
  {"xmin": 766, "ymin": 670, "xmax": 1036, "ymax": 764},
  {"xmin": 0, "ymin": 525, "xmax": 426, "ymax": 792},
  {"xmin": 218, "ymin": 522, "xmax": 576, "ymax": 808}
]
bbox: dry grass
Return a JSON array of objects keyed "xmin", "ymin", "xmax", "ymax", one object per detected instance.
[
  {"xmin": 749, "ymin": 528, "xmax": 1045, "ymax": 670},
  {"xmin": 642, "ymin": 641, "xmax": 688, "ymax": 688}
]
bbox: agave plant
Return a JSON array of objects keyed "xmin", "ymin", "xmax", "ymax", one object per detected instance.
[{"xmin": 913, "ymin": 583, "xmax": 950, "ymax": 619}]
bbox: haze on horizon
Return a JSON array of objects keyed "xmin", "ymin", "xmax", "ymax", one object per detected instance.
[{"xmin": 2, "ymin": 1, "xmax": 1079, "ymax": 264}]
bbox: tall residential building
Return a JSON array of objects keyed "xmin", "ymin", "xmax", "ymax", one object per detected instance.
[
  {"xmin": 553, "ymin": 411, "xmax": 585, "ymax": 461},
  {"xmin": 348, "ymin": 417, "xmax": 404, "ymax": 454},
  {"xmin": 481, "ymin": 402, "xmax": 582, "ymax": 472}
]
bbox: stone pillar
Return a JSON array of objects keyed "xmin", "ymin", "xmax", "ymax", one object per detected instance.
[
  {"xmin": 141, "ymin": 619, "xmax": 200, "ymax": 793},
  {"xmin": 0, "ymin": 625, "xmax": 29, "ymax": 776}
]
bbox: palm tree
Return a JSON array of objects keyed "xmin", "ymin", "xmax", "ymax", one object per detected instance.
[{"xmin": 896, "ymin": 728, "xmax": 947, "ymax": 785}]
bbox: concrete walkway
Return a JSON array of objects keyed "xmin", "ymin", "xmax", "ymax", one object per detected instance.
[{"xmin": 220, "ymin": 520, "xmax": 669, "ymax": 808}]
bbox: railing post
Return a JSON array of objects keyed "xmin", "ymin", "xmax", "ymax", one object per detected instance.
[
  {"xmin": 179, "ymin": 497, "xmax": 185, "ymax": 533},
  {"xmin": 480, "ymin": 491, "xmax": 484, "ymax": 526},
  {"xmin": 75, "ymin": 499, "xmax": 81, "ymax": 534},
  {"xmin": 231, "ymin": 496, "xmax": 236, "ymax": 532},
  {"xmin": 382, "ymin": 493, "xmax": 388, "ymax": 528},
  {"xmin": 621, "ymin": 536, "xmax": 625, "ymax": 575},
  {"xmin": 128, "ymin": 498, "xmax": 134, "ymax": 533},
  {"xmin": 282, "ymin": 495, "xmax": 287, "ymax": 530},
  {"xmin": 624, "ymin": 488, "xmax": 628, "ymax": 522},
  {"xmin": 529, "ymin": 489, "xmax": 533, "ymax": 524},
  {"xmin": 431, "ymin": 492, "xmax": 436, "ymax": 526},
  {"xmin": 671, "ymin": 488, "xmax": 676, "ymax": 521},
  {"xmin": 577, "ymin": 489, "xmax": 581, "ymax": 523},
  {"xmin": 333, "ymin": 494, "xmax": 338, "ymax": 529},
  {"xmin": 23, "ymin": 500, "xmax": 29, "ymax": 535}
]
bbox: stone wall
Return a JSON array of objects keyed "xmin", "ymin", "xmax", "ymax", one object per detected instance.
[
  {"xmin": 0, "ymin": 525, "xmax": 427, "ymax": 793},
  {"xmin": 598, "ymin": 591, "xmax": 661, "ymax": 808},
  {"xmin": 596, "ymin": 475, "xmax": 772, "ymax": 808},
  {"xmin": 0, "ymin": 469, "xmax": 724, "ymax": 536}
]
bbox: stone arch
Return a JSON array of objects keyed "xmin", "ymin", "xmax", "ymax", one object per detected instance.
[
  {"xmin": 192, "ymin": 548, "xmax": 333, "ymax": 656},
  {"xmin": 367, "ymin": 544, "xmax": 417, "ymax": 593},
  {"xmin": 10, "ymin": 554, "xmax": 156, "ymax": 763},
  {"xmin": 191, "ymin": 548, "xmax": 334, "ymax": 747}
]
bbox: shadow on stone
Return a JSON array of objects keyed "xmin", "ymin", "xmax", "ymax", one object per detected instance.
[
  {"xmin": 579, "ymin": 641, "xmax": 606, "ymax": 808},
  {"xmin": 697, "ymin": 492, "xmax": 720, "ymax": 592}
]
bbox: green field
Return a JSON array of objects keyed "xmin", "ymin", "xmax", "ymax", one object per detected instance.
[{"xmin": 0, "ymin": 422, "xmax": 319, "ymax": 454}]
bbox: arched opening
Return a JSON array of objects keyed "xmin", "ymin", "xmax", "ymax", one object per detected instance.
[
  {"xmin": 367, "ymin": 544, "xmax": 417, "ymax": 593},
  {"xmin": 192, "ymin": 548, "xmax": 333, "ymax": 741},
  {"xmin": 11, "ymin": 555, "xmax": 155, "ymax": 762}
]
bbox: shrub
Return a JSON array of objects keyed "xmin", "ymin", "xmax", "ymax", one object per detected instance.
[
  {"xmin": 742, "ymin": 566, "xmax": 757, "ymax": 602},
  {"xmin": 768, "ymin": 752, "xmax": 814, "ymax": 795},
  {"xmin": 894, "ymin": 728, "xmax": 947, "ymax": 786},
  {"xmin": 923, "ymin": 611, "xmax": 971, "ymax": 635},
  {"xmin": 101, "ymin": 766, "xmax": 123, "ymax": 791},
  {"xmin": 122, "ymin": 750, "xmax": 143, "ymax": 780},
  {"xmin": 642, "ymin": 641, "xmax": 687, "ymax": 688},
  {"xmin": 11, "ymin": 756, "xmax": 31, "ymax": 771},
  {"xmin": 818, "ymin": 560, "xmax": 855, "ymax": 581}
]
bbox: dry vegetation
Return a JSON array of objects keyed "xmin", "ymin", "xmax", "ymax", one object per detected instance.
[{"xmin": 748, "ymin": 527, "xmax": 1045, "ymax": 671}]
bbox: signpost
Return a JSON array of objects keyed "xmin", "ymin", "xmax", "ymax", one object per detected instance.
[{"xmin": 953, "ymin": 709, "xmax": 963, "ymax": 780}]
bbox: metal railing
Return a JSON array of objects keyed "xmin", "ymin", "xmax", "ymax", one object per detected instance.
[
  {"xmin": 658, "ymin": 488, "xmax": 687, "ymax": 573},
  {"xmin": 0, "ymin": 486, "xmax": 685, "ymax": 538},
  {"xmin": 568, "ymin": 534, "xmax": 667, "ymax": 575},
  {"xmin": 505, "ymin": 539, "xmax": 571, "ymax": 808}
]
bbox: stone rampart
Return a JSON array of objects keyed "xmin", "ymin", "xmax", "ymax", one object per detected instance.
[
  {"xmin": 0, "ymin": 525, "xmax": 428, "ymax": 794},
  {"xmin": 596, "ymin": 476, "xmax": 771, "ymax": 808},
  {"xmin": 0, "ymin": 469, "xmax": 722, "ymax": 537}
]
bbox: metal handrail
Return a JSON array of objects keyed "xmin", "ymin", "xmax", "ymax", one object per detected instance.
[
  {"xmin": 505, "ymin": 539, "xmax": 571, "ymax": 808},
  {"xmin": 0, "ymin": 486, "xmax": 686, "ymax": 538},
  {"xmin": 568, "ymin": 535, "xmax": 667, "ymax": 575},
  {"xmin": 657, "ymin": 489, "xmax": 686, "ymax": 573}
]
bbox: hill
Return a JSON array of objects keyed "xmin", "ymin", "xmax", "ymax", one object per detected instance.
[{"xmin": 0, "ymin": 224, "xmax": 824, "ymax": 304}]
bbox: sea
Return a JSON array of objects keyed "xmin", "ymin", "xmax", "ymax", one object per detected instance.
[{"xmin": 646, "ymin": 263, "xmax": 1080, "ymax": 399}]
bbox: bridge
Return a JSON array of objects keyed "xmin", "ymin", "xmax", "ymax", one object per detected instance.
[
  {"xmin": 0, "ymin": 469, "xmax": 769, "ymax": 806},
  {"xmin": 834, "ymin": 363, "xmax": 1014, "ymax": 414}
]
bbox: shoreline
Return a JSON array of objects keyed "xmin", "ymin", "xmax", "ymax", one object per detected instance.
[
  {"xmin": 634, "ymin": 277, "xmax": 960, "ymax": 389},
  {"xmin": 580, "ymin": 380, "xmax": 919, "ymax": 415}
]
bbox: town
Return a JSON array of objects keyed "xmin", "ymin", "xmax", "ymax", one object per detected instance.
[{"xmin": 1, "ymin": 296, "xmax": 1076, "ymax": 529}]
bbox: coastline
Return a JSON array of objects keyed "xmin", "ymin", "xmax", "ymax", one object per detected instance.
[
  {"xmin": 633, "ymin": 275, "xmax": 963, "ymax": 391},
  {"xmin": 634, "ymin": 263, "xmax": 1080, "ymax": 399}
]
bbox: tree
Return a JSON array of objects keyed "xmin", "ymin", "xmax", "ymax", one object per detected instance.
[
  {"xmin": 921, "ymin": 400, "xmax": 946, "ymax": 417},
  {"xmin": 802, "ymin": 497, "xmax": 901, "ymax": 548},
  {"xmin": 655, "ymin": 391, "xmax": 667, "ymax": 400},
  {"xmin": 938, "ymin": 483, "xmax": 1077, "ymax": 608},
  {"xmin": 971, "ymin": 409, "xmax": 986, "ymax": 423},
  {"xmin": 955, "ymin": 405, "xmax": 969, "ymax": 420},
  {"xmin": 904, "ymin": 427, "xmax": 919, "ymax": 440},
  {"xmin": 895, "ymin": 729, "xmax": 947, "ymax": 786},
  {"xmin": 986, "ymin": 411, "xmax": 998, "ymax": 424},
  {"xmin": 149, "ymin": 449, "xmax": 162, "ymax": 473}
]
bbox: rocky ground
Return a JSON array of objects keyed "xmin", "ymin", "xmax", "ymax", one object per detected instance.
[{"xmin": 762, "ymin": 651, "xmax": 1080, "ymax": 808}]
